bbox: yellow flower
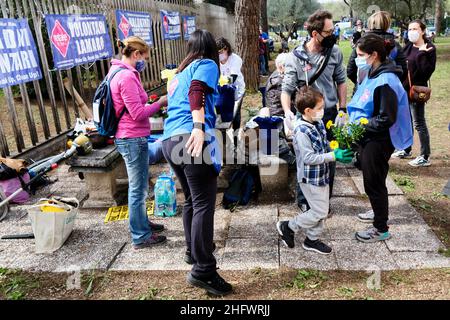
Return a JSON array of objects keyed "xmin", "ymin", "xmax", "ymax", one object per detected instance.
[
  {"xmin": 326, "ymin": 120, "xmax": 334, "ymax": 130},
  {"xmin": 330, "ymin": 140, "xmax": 339, "ymax": 150},
  {"xmin": 360, "ymin": 118, "xmax": 369, "ymax": 125},
  {"xmin": 218, "ymin": 75, "xmax": 229, "ymax": 86}
]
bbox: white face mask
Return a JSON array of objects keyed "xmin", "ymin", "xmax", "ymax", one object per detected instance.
[
  {"xmin": 408, "ymin": 30, "xmax": 421, "ymax": 43},
  {"xmin": 312, "ymin": 109, "xmax": 324, "ymax": 122},
  {"xmin": 219, "ymin": 53, "xmax": 228, "ymax": 62}
]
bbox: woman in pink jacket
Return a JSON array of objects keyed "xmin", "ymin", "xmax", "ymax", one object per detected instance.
[{"xmin": 109, "ymin": 36, "xmax": 168, "ymax": 249}]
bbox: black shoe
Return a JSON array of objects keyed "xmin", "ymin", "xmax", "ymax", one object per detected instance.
[
  {"xmin": 185, "ymin": 243, "xmax": 216, "ymax": 265},
  {"xmin": 187, "ymin": 272, "xmax": 233, "ymax": 296},
  {"xmin": 276, "ymin": 221, "xmax": 295, "ymax": 248},
  {"xmin": 149, "ymin": 221, "xmax": 165, "ymax": 233},
  {"xmin": 133, "ymin": 234, "xmax": 167, "ymax": 250},
  {"xmin": 302, "ymin": 237, "xmax": 332, "ymax": 255}
]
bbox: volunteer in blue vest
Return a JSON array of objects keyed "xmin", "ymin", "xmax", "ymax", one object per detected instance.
[
  {"xmin": 110, "ymin": 36, "xmax": 168, "ymax": 249},
  {"xmin": 348, "ymin": 34, "xmax": 413, "ymax": 242},
  {"xmin": 162, "ymin": 30, "xmax": 232, "ymax": 296}
]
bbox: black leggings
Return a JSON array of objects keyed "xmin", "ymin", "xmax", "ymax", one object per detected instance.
[{"xmin": 162, "ymin": 135, "xmax": 218, "ymax": 279}]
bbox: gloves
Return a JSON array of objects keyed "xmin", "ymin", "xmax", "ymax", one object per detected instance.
[
  {"xmin": 333, "ymin": 148, "xmax": 354, "ymax": 163},
  {"xmin": 284, "ymin": 110, "xmax": 296, "ymax": 130},
  {"xmin": 334, "ymin": 109, "xmax": 348, "ymax": 127}
]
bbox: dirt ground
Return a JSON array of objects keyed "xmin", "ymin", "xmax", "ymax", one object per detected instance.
[{"xmin": 1, "ymin": 268, "xmax": 449, "ymax": 300}]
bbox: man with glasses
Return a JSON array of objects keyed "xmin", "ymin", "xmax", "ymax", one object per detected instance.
[{"xmin": 281, "ymin": 9, "xmax": 347, "ymax": 204}]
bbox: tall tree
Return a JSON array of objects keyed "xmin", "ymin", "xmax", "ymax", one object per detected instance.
[
  {"xmin": 261, "ymin": 0, "xmax": 269, "ymax": 33},
  {"xmin": 235, "ymin": 0, "xmax": 260, "ymax": 91},
  {"xmin": 435, "ymin": 0, "xmax": 444, "ymax": 34}
]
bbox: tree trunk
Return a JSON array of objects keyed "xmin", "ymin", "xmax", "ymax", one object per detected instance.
[
  {"xmin": 260, "ymin": 0, "xmax": 269, "ymax": 34},
  {"xmin": 235, "ymin": 0, "xmax": 261, "ymax": 92},
  {"xmin": 435, "ymin": 0, "xmax": 443, "ymax": 35}
]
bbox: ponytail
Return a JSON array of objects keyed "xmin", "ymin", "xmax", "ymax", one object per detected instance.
[{"xmin": 117, "ymin": 36, "xmax": 149, "ymax": 57}]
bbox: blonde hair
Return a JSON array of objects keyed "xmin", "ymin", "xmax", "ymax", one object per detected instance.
[
  {"xmin": 367, "ymin": 11, "xmax": 391, "ymax": 32},
  {"xmin": 117, "ymin": 36, "xmax": 150, "ymax": 57}
]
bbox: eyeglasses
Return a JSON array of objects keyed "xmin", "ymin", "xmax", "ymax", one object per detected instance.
[{"xmin": 320, "ymin": 29, "xmax": 334, "ymax": 37}]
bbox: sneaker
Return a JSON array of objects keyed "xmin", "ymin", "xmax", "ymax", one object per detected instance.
[
  {"xmin": 187, "ymin": 272, "xmax": 233, "ymax": 296},
  {"xmin": 149, "ymin": 221, "xmax": 165, "ymax": 233},
  {"xmin": 357, "ymin": 210, "xmax": 374, "ymax": 223},
  {"xmin": 184, "ymin": 243, "xmax": 216, "ymax": 265},
  {"xmin": 408, "ymin": 156, "xmax": 431, "ymax": 167},
  {"xmin": 133, "ymin": 234, "xmax": 167, "ymax": 249},
  {"xmin": 391, "ymin": 150, "xmax": 412, "ymax": 159},
  {"xmin": 276, "ymin": 221, "xmax": 295, "ymax": 248},
  {"xmin": 355, "ymin": 226, "xmax": 391, "ymax": 243},
  {"xmin": 302, "ymin": 237, "xmax": 332, "ymax": 255}
]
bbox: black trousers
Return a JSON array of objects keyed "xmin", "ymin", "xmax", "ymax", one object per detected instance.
[
  {"xmin": 359, "ymin": 138, "xmax": 395, "ymax": 232},
  {"xmin": 162, "ymin": 135, "xmax": 217, "ymax": 279}
]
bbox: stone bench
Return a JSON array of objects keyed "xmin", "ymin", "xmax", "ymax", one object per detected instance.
[{"xmin": 67, "ymin": 144, "xmax": 128, "ymax": 208}]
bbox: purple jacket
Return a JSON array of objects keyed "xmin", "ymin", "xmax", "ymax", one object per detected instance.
[{"xmin": 109, "ymin": 59, "xmax": 161, "ymax": 139}]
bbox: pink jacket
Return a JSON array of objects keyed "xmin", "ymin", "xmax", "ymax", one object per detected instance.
[{"xmin": 109, "ymin": 59, "xmax": 161, "ymax": 139}]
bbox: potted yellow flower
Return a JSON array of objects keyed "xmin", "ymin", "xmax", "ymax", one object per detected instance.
[{"xmin": 327, "ymin": 117, "xmax": 369, "ymax": 150}]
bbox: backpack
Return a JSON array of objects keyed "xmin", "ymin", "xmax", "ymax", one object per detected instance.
[
  {"xmin": 93, "ymin": 68, "xmax": 126, "ymax": 137},
  {"xmin": 223, "ymin": 168, "xmax": 255, "ymax": 210}
]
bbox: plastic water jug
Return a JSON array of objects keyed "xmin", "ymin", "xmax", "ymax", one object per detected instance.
[{"xmin": 154, "ymin": 173, "xmax": 177, "ymax": 217}]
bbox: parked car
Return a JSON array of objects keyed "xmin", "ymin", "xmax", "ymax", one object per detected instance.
[
  {"xmin": 426, "ymin": 26, "xmax": 436, "ymax": 37},
  {"xmin": 446, "ymin": 27, "xmax": 450, "ymax": 37}
]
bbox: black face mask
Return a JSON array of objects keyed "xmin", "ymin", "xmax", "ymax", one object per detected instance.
[{"xmin": 320, "ymin": 34, "xmax": 337, "ymax": 49}]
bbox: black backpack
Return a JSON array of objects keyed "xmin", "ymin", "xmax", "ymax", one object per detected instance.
[
  {"xmin": 93, "ymin": 68, "xmax": 126, "ymax": 137},
  {"xmin": 223, "ymin": 167, "xmax": 262, "ymax": 210}
]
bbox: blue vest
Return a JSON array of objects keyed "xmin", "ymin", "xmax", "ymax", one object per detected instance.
[
  {"xmin": 348, "ymin": 72, "xmax": 413, "ymax": 150},
  {"xmin": 163, "ymin": 59, "xmax": 222, "ymax": 175}
]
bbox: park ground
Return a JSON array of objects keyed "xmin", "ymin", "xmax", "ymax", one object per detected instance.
[{"xmin": 0, "ymin": 38, "xmax": 449, "ymax": 300}]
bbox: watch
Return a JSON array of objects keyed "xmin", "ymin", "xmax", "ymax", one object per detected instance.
[{"xmin": 193, "ymin": 122, "xmax": 205, "ymax": 132}]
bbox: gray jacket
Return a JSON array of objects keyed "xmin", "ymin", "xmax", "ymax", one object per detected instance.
[{"xmin": 282, "ymin": 41, "xmax": 346, "ymax": 110}]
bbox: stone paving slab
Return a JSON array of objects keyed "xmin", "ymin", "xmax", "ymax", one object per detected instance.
[
  {"xmin": 348, "ymin": 169, "xmax": 404, "ymax": 195},
  {"xmin": 228, "ymin": 205, "xmax": 278, "ymax": 240},
  {"xmin": 0, "ymin": 163, "xmax": 448, "ymax": 272},
  {"xmin": 279, "ymin": 242, "xmax": 339, "ymax": 270},
  {"xmin": 392, "ymin": 252, "xmax": 450, "ymax": 270},
  {"xmin": 332, "ymin": 240, "xmax": 399, "ymax": 271},
  {"xmin": 220, "ymin": 238, "xmax": 279, "ymax": 270},
  {"xmin": 332, "ymin": 176, "xmax": 359, "ymax": 197}
]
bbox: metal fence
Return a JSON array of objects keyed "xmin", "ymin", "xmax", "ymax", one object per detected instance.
[{"xmin": 0, "ymin": 0, "xmax": 195, "ymax": 157}]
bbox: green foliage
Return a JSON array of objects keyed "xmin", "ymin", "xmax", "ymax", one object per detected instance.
[
  {"xmin": 393, "ymin": 176, "xmax": 416, "ymax": 192},
  {"xmin": 338, "ymin": 286, "xmax": 355, "ymax": 296},
  {"xmin": 0, "ymin": 269, "xmax": 39, "ymax": 300},
  {"xmin": 268, "ymin": 0, "xmax": 320, "ymax": 26},
  {"xmin": 287, "ymin": 269, "xmax": 328, "ymax": 290},
  {"xmin": 330, "ymin": 118, "xmax": 367, "ymax": 149}
]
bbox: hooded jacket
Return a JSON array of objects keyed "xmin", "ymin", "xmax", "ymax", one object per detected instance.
[
  {"xmin": 348, "ymin": 60, "xmax": 413, "ymax": 149},
  {"xmin": 282, "ymin": 40, "xmax": 346, "ymax": 110}
]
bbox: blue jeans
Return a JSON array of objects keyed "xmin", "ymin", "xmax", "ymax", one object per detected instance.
[
  {"xmin": 259, "ymin": 55, "xmax": 267, "ymax": 74},
  {"xmin": 115, "ymin": 137, "xmax": 152, "ymax": 244}
]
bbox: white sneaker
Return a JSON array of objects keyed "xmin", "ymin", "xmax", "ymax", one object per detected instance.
[
  {"xmin": 408, "ymin": 156, "xmax": 431, "ymax": 167},
  {"xmin": 391, "ymin": 150, "xmax": 412, "ymax": 159},
  {"xmin": 357, "ymin": 209, "xmax": 374, "ymax": 223}
]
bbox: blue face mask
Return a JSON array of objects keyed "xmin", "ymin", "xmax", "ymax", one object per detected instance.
[
  {"xmin": 135, "ymin": 60, "xmax": 146, "ymax": 73},
  {"xmin": 355, "ymin": 56, "xmax": 371, "ymax": 71}
]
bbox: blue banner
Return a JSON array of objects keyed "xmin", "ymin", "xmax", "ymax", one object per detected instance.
[
  {"xmin": 0, "ymin": 19, "xmax": 42, "ymax": 88},
  {"xmin": 182, "ymin": 16, "xmax": 196, "ymax": 41},
  {"xmin": 45, "ymin": 14, "xmax": 113, "ymax": 70},
  {"xmin": 115, "ymin": 10, "xmax": 153, "ymax": 47},
  {"xmin": 160, "ymin": 10, "xmax": 181, "ymax": 40}
]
